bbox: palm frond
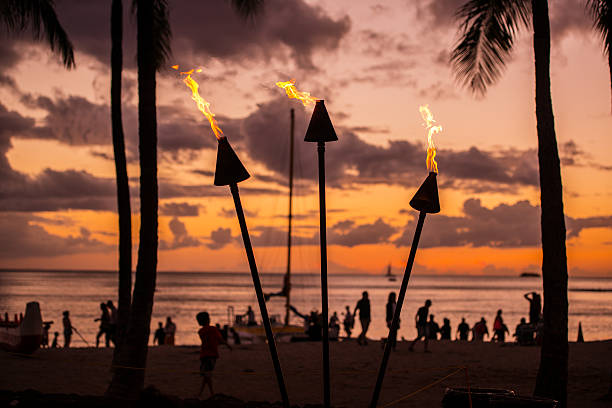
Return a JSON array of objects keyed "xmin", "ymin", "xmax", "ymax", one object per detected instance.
[
  {"xmin": 229, "ymin": 0, "xmax": 264, "ymax": 20},
  {"xmin": 586, "ymin": 0, "xmax": 611, "ymax": 56},
  {"xmin": 1, "ymin": 0, "xmax": 75, "ymax": 69},
  {"xmin": 450, "ymin": 0, "xmax": 530, "ymax": 96},
  {"xmin": 132, "ymin": 0, "xmax": 172, "ymax": 71}
]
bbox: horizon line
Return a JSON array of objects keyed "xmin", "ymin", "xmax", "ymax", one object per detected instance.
[{"xmin": 0, "ymin": 267, "xmax": 609, "ymax": 279}]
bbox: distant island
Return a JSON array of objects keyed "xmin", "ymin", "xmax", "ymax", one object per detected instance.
[{"xmin": 520, "ymin": 272, "xmax": 540, "ymax": 278}]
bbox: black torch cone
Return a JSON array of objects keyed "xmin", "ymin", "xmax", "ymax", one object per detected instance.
[
  {"xmin": 304, "ymin": 100, "xmax": 338, "ymax": 142},
  {"xmin": 213, "ymin": 136, "xmax": 290, "ymax": 408},
  {"xmin": 369, "ymin": 172, "xmax": 440, "ymax": 408},
  {"xmin": 305, "ymin": 99, "xmax": 336, "ymax": 408},
  {"xmin": 214, "ymin": 136, "xmax": 250, "ymax": 186},
  {"xmin": 409, "ymin": 172, "xmax": 440, "ymax": 213}
]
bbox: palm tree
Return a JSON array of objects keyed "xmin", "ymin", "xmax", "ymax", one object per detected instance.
[
  {"xmin": 110, "ymin": 0, "xmax": 132, "ymax": 360},
  {"xmin": 0, "ymin": 0, "xmax": 74, "ymax": 68},
  {"xmin": 451, "ymin": 1, "xmax": 568, "ymax": 406},
  {"xmin": 586, "ymin": 0, "xmax": 611, "ymax": 113},
  {"xmin": 106, "ymin": 0, "xmax": 264, "ymax": 399},
  {"xmin": 106, "ymin": 0, "xmax": 169, "ymax": 399}
]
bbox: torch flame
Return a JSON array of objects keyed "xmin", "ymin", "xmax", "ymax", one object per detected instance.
[
  {"xmin": 173, "ymin": 65, "xmax": 223, "ymax": 140},
  {"xmin": 419, "ymin": 104, "xmax": 441, "ymax": 173},
  {"xmin": 276, "ymin": 79, "xmax": 319, "ymax": 106}
]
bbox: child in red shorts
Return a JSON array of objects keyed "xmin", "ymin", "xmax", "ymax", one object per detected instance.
[{"xmin": 197, "ymin": 311, "xmax": 231, "ymax": 397}]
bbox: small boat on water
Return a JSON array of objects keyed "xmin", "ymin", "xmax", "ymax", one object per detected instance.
[
  {"xmin": 386, "ymin": 264, "xmax": 397, "ymax": 282},
  {"xmin": 0, "ymin": 302, "xmax": 43, "ymax": 354}
]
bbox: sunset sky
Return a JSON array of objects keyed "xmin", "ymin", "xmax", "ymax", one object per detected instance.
[{"xmin": 1, "ymin": 0, "xmax": 611, "ymax": 276}]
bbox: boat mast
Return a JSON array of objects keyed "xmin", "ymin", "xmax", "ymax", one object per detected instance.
[{"xmin": 285, "ymin": 109, "xmax": 295, "ymax": 326}]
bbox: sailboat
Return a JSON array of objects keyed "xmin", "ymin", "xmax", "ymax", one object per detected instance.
[
  {"xmin": 230, "ymin": 109, "xmax": 308, "ymax": 343},
  {"xmin": 386, "ymin": 263, "xmax": 397, "ymax": 282}
]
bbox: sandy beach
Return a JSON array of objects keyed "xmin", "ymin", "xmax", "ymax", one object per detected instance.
[{"xmin": 1, "ymin": 339, "xmax": 610, "ymax": 407}]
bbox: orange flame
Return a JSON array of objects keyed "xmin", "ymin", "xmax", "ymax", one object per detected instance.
[
  {"xmin": 419, "ymin": 104, "xmax": 441, "ymax": 173},
  {"xmin": 276, "ymin": 79, "xmax": 319, "ymax": 106},
  {"xmin": 173, "ymin": 65, "xmax": 223, "ymax": 140}
]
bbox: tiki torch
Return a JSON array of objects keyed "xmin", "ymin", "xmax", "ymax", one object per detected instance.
[
  {"xmin": 369, "ymin": 105, "xmax": 442, "ymax": 408},
  {"xmin": 305, "ymin": 99, "xmax": 337, "ymax": 408},
  {"xmin": 175, "ymin": 66, "xmax": 290, "ymax": 408},
  {"xmin": 276, "ymin": 80, "xmax": 336, "ymax": 408},
  {"xmin": 214, "ymin": 137, "xmax": 290, "ymax": 408}
]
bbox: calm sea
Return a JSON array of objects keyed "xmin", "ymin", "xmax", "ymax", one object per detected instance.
[{"xmin": 0, "ymin": 271, "xmax": 610, "ymax": 346}]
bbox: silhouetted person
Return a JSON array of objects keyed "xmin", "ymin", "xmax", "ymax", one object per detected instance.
[
  {"xmin": 154, "ymin": 322, "xmax": 165, "ymax": 345},
  {"xmin": 385, "ymin": 292, "xmax": 398, "ymax": 350},
  {"xmin": 329, "ymin": 311, "xmax": 340, "ymax": 339},
  {"xmin": 426, "ymin": 314, "xmax": 440, "ymax": 340},
  {"xmin": 514, "ymin": 317, "xmax": 534, "ymax": 345},
  {"xmin": 535, "ymin": 316, "xmax": 544, "ymax": 345},
  {"xmin": 472, "ymin": 317, "xmax": 489, "ymax": 341},
  {"xmin": 289, "ymin": 305, "xmax": 322, "ymax": 340},
  {"xmin": 307, "ymin": 310, "xmax": 323, "ymax": 341},
  {"xmin": 197, "ymin": 311, "xmax": 231, "ymax": 398},
  {"xmin": 343, "ymin": 306, "xmax": 354, "ymax": 338},
  {"xmin": 62, "ymin": 311, "xmax": 72, "ymax": 348},
  {"xmin": 354, "ymin": 291, "xmax": 371, "ymax": 345},
  {"xmin": 106, "ymin": 300, "xmax": 118, "ymax": 345},
  {"xmin": 94, "ymin": 302, "xmax": 111, "ymax": 348},
  {"xmin": 165, "ymin": 316, "xmax": 176, "ymax": 345},
  {"xmin": 264, "ymin": 273, "xmax": 290, "ymax": 301},
  {"xmin": 51, "ymin": 331, "xmax": 59, "ymax": 348},
  {"xmin": 457, "ymin": 317, "xmax": 469, "ymax": 341},
  {"xmin": 440, "ymin": 318, "xmax": 451, "ymax": 340},
  {"xmin": 41, "ymin": 322, "xmax": 52, "ymax": 348},
  {"xmin": 524, "ymin": 292, "xmax": 541, "ymax": 324},
  {"xmin": 244, "ymin": 306, "xmax": 256, "ymax": 326},
  {"xmin": 492, "ymin": 309, "xmax": 509, "ymax": 342},
  {"xmin": 409, "ymin": 299, "xmax": 432, "ymax": 352}
]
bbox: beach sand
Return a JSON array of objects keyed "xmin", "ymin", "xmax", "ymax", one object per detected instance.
[{"xmin": 1, "ymin": 340, "xmax": 610, "ymax": 407}]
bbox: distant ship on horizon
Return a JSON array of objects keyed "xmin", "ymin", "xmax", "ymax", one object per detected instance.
[{"xmin": 520, "ymin": 271, "xmax": 540, "ymax": 278}]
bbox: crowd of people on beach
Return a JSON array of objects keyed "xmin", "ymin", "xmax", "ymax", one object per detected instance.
[
  {"xmin": 334, "ymin": 290, "xmax": 544, "ymax": 351},
  {"xmin": 302, "ymin": 290, "xmax": 544, "ymax": 350},
  {"xmin": 7, "ymin": 288, "xmax": 543, "ymax": 352}
]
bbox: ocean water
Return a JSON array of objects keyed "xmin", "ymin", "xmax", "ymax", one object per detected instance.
[{"xmin": 0, "ymin": 270, "xmax": 610, "ymax": 346}]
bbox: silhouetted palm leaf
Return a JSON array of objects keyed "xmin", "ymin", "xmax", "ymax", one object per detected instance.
[
  {"xmin": 0, "ymin": 0, "xmax": 75, "ymax": 68},
  {"xmin": 587, "ymin": 0, "xmax": 612, "ymax": 54},
  {"xmin": 586, "ymin": 0, "xmax": 612, "ymax": 112},
  {"xmin": 230, "ymin": 0, "xmax": 264, "ymax": 20},
  {"xmin": 450, "ymin": 0, "xmax": 530, "ymax": 95},
  {"xmin": 131, "ymin": 0, "xmax": 171, "ymax": 71}
]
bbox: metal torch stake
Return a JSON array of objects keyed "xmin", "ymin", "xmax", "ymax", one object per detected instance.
[
  {"xmin": 229, "ymin": 183, "xmax": 290, "ymax": 408},
  {"xmin": 317, "ymin": 141, "xmax": 331, "ymax": 408},
  {"xmin": 369, "ymin": 211, "xmax": 427, "ymax": 408}
]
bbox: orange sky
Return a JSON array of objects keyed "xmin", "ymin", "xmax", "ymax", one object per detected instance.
[{"xmin": 0, "ymin": 0, "xmax": 611, "ymax": 277}]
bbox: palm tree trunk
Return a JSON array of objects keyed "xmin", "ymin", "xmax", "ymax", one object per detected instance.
[
  {"xmin": 106, "ymin": 0, "xmax": 158, "ymax": 398},
  {"xmin": 109, "ymin": 0, "xmax": 132, "ymax": 358},
  {"xmin": 531, "ymin": 1, "xmax": 568, "ymax": 407}
]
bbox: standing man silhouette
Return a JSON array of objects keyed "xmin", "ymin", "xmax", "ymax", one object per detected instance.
[
  {"xmin": 354, "ymin": 291, "xmax": 371, "ymax": 345},
  {"xmin": 409, "ymin": 299, "xmax": 432, "ymax": 352}
]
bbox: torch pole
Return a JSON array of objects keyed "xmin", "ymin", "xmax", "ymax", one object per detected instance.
[
  {"xmin": 369, "ymin": 211, "xmax": 427, "ymax": 408},
  {"xmin": 317, "ymin": 141, "xmax": 331, "ymax": 408},
  {"xmin": 229, "ymin": 182, "xmax": 290, "ymax": 408}
]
